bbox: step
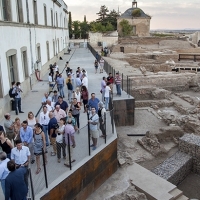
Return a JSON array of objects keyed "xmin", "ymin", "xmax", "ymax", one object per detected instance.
[
  {"xmin": 175, "ymin": 195, "xmax": 189, "ymax": 200},
  {"xmin": 169, "ymin": 188, "xmax": 183, "ymax": 199}
]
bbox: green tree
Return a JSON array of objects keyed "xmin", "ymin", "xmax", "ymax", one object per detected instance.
[
  {"xmin": 119, "ymin": 19, "xmax": 133, "ymax": 36},
  {"xmin": 96, "ymin": 5, "xmax": 109, "ymax": 26},
  {"xmin": 80, "ymin": 21, "xmax": 89, "ymax": 39},
  {"xmin": 68, "ymin": 12, "xmax": 73, "ymax": 39},
  {"xmin": 106, "ymin": 22, "xmax": 114, "ymax": 31},
  {"xmin": 72, "ymin": 21, "xmax": 81, "ymax": 39},
  {"xmin": 84, "ymin": 15, "xmax": 86, "ymax": 22},
  {"xmin": 107, "ymin": 9, "xmax": 120, "ymax": 30}
]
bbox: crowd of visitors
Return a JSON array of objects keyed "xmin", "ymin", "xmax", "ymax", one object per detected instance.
[{"xmin": 0, "ymin": 54, "xmax": 121, "ymax": 199}]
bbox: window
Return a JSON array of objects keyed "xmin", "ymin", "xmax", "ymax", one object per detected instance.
[
  {"xmin": 21, "ymin": 48, "xmax": 29, "ymax": 79},
  {"xmin": 53, "ymin": 40, "xmax": 55, "ymax": 56},
  {"xmin": 56, "ymin": 12, "xmax": 58, "ymax": 27},
  {"xmin": 2, "ymin": 0, "xmax": 12, "ymax": 21},
  {"xmin": 51, "ymin": 9, "xmax": 53, "ymax": 26},
  {"xmin": 36, "ymin": 44, "xmax": 41, "ymax": 61},
  {"xmin": 46, "ymin": 42, "xmax": 50, "ymax": 61},
  {"xmin": 44, "ymin": 5, "xmax": 47, "ymax": 26},
  {"xmin": 33, "ymin": 0, "xmax": 38, "ymax": 24},
  {"xmin": 16, "ymin": 0, "xmax": 23, "ymax": 22}
]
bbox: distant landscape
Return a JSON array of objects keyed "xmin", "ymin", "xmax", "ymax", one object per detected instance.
[{"xmin": 151, "ymin": 29, "xmax": 200, "ymax": 34}]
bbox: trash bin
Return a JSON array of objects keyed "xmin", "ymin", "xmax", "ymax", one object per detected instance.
[
  {"xmin": 11, "ymin": 99, "xmax": 15, "ymax": 111},
  {"xmin": 120, "ymin": 46, "xmax": 124, "ymax": 53}
]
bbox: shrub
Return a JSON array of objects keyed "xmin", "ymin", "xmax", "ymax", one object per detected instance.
[{"xmin": 132, "ymin": 9, "xmax": 141, "ymax": 17}]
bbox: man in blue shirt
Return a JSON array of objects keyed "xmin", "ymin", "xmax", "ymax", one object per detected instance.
[
  {"xmin": 56, "ymin": 73, "xmax": 65, "ymax": 98},
  {"xmin": 5, "ymin": 160, "xmax": 28, "ymax": 200},
  {"xmin": 20, "ymin": 121, "xmax": 34, "ymax": 164},
  {"xmin": 88, "ymin": 93, "xmax": 100, "ymax": 112},
  {"xmin": 12, "ymin": 82, "xmax": 24, "ymax": 115},
  {"xmin": 55, "ymin": 96, "xmax": 68, "ymax": 113}
]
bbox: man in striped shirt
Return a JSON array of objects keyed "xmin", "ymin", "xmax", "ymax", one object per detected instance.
[{"xmin": 115, "ymin": 73, "xmax": 122, "ymax": 96}]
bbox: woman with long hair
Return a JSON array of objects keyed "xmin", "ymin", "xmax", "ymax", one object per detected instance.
[
  {"xmin": 81, "ymin": 85, "xmax": 89, "ymax": 113},
  {"xmin": 33, "ymin": 123, "xmax": 47, "ymax": 174},
  {"xmin": 0, "ymin": 131, "xmax": 13, "ymax": 159},
  {"xmin": 27, "ymin": 111, "xmax": 38, "ymax": 130},
  {"xmin": 13, "ymin": 117, "xmax": 21, "ymax": 142}
]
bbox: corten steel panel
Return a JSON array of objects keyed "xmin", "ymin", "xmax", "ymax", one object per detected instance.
[
  {"xmin": 113, "ymin": 99, "xmax": 135, "ymax": 126},
  {"xmin": 41, "ymin": 139, "xmax": 117, "ymax": 200}
]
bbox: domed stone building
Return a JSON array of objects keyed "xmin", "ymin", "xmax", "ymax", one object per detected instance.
[{"xmin": 117, "ymin": 1, "xmax": 151, "ymax": 37}]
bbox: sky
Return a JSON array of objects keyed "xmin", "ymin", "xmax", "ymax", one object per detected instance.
[{"xmin": 64, "ymin": 0, "xmax": 200, "ymax": 30}]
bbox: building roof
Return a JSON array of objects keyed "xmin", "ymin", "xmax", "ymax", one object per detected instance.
[{"xmin": 120, "ymin": 7, "xmax": 151, "ymax": 19}]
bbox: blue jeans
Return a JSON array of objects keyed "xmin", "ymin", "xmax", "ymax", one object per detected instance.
[
  {"xmin": 116, "ymin": 84, "xmax": 121, "ymax": 95},
  {"xmin": 58, "ymin": 84, "xmax": 64, "ymax": 97},
  {"xmin": 105, "ymin": 97, "xmax": 109, "ymax": 110},
  {"xmin": 42, "ymin": 125, "xmax": 49, "ymax": 146},
  {"xmin": 14, "ymin": 97, "xmax": 22, "ymax": 114}
]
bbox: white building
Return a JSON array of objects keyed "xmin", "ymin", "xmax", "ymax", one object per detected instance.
[{"xmin": 0, "ymin": 0, "xmax": 69, "ymax": 117}]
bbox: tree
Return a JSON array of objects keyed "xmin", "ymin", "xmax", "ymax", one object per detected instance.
[
  {"xmin": 68, "ymin": 12, "xmax": 73, "ymax": 39},
  {"xmin": 80, "ymin": 21, "xmax": 89, "ymax": 39},
  {"xmin": 107, "ymin": 9, "xmax": 120, "ymax": 30},
  {"xmin": 84, "ymin": 15, "xmax": 86, "ymax": 22},
  {"xmin": 119, "ymin": 19, "xmax": 133, "ymax": 36},
  {"xmin": 105, "ymin": 22, "xmax": 114, "ymax": 31},
  {"xmin": 96, "ymin": 5, "xmax": 109, "ymax": 26},
  {"xmin": 72, "ymin": 21, "xmax": 81, "ymax": 39}
]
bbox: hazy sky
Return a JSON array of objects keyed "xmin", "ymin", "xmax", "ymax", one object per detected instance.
[{"xmin": 64, "ymin": 0, "xmax": 200, "ymax": 30}]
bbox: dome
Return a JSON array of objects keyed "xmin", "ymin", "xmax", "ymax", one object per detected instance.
[{"xmin": 120, "ymin": 7, "xmax": 151, "ymax": 19}]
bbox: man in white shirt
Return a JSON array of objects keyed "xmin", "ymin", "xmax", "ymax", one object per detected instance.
[
  {"xmin": 54, "ymin": 105, "xmax": 66, "ymax": 123},
  {"xmin": 11, "ymin": 139, "xmax": 30, "ymax": 186},
  {"xmin": 99, "ymin": 58, "xmax": 104, "ymax": 73},
  {"xmin": 39, "ymin": 105, "xmax": 50, "ymax": 146},
  {"xmin": 46, "ymin": 99, "xmax": 54, "ymax": 112},
  {"xmin": 81, "ymin": 74, "xmax": 88, "ymax": 89},
  {"xmin": 53, "ymin": 62, "xmax": 59, "ymax": 73},
  {"xmin": 41, "ymin": 93, "xmax": 52, "ymax": 105}
]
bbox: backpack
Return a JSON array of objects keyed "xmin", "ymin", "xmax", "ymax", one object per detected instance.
[
  {"xmin": 67, "ymin": 81, "xmax": 73, "ymax": 90},
  {"xmin": 9, "ymin": 88, "xmax": 17, "ymax": 98}
]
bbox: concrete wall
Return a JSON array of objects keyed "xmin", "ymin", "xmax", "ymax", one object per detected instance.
[
  {"xmin": 117, "ymin": 18, "xmax": 150, "ymax": 37},
  {"xmin": 0, "ymin": 0, "xmax": 69, "ymax": 118},
  {"xmin": 113, "ymin": 98, "xmax": 135, "ymax": 126},
  {"xmin": 40, "ymin": 139, "xmax": 118, "ymax": 200},
  {"xmin": 89, "ymin": 31, "xmax": 118, "ymax": 48}
]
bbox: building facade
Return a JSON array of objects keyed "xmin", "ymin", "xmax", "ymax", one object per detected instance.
[
  {"xmin": 0, "ymin": 0, "xmax": 69, "ymax": 117},
  {"xmin": 117, "ymin": 1, "xmax": 151, "ymax": 37}
]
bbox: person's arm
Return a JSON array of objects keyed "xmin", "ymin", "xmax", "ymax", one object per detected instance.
[
  {"xmin": 6, "ymin": 139, "xmax": 13, "ymax": 149},
  {"xmin": 27, "ymin": 128, "xmax": 33, "ymax": 144},
  {"xmin": 65, "ymin": 102, "xmax": 69, "ymax": 113},
  {"xmin": 41, "ymin": 132, "xmax": 46, "ymax": 151},
  {"xmin": 70, "ymin": 132, "xmax": 76, "ymax": 148},
  {"xmin": 20, "ymin": 129, "xmax": 25, "ymax": 143}
]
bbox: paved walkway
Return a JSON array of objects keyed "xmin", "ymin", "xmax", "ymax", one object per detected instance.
[{"xmin": 0, "ymin": 47, "xmax": 116, "ymax": 199}]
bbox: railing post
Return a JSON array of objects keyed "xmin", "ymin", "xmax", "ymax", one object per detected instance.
[
  {"xmin": 28, "ymin": 168, "xmax": 35, "ymax": 200},
  {"xmin": 127, "ymin": 75, "xmax": 129, "ymax": 95},
  {"xmin": 122, "ymin": 73, "xmax": 123, "ymax": 91},
  {"xmin": 42, "ymin": 148, "xmax": 48, "ymax": 188},
  {"xmin": 87, "ymin": 111, "xmax": 91, "ymax": 156},
  {"xmin": 104, "ymin": 112, "xmax": 106, "ymax": 144},
  {"xmin": 67, "ymin": 134, "xmax": 72, "ymax": 170}
]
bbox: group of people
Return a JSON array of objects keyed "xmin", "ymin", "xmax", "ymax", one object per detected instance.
[{"xmin": 0, "ymin": 55, "xmax": 122, "ymax": 199}]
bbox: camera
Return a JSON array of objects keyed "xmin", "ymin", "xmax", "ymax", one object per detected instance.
[{"xmin": 53, "ymin": 123, "xmax": 59, "ymax": 129}]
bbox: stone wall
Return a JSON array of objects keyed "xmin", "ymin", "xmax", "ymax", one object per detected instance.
[
  {"xmin": 179, "ymin": 134, "xmax": 200, "ymax": 174},
  {"xmin": 89, "ymin": 32, "xmax": 118, "ymax": 48},
  {"xmin": 152, "ymin": 151, "xmax": 193, "ymax": 185}
]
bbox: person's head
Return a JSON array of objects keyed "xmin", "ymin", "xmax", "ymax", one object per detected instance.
[
  {"xmin": 91, "ymin": 93, "xmax": 95, "ymax": 99},
  {"xmin": 54, "ymin": 62, "xmax": 57, "ymax": 65},
  {"xmin": 44, "ymin": 93, "xmax": 48, "ymax": 98},
  {"xmin": 28, "ymin": 111, "xmax": 34, "ymax": 119},
  {"xmin": 53, "ymin": 90, "xmax": 57, "ymax": 95},
  {"xmin": 16, "ymin": 82, "xmax": 21, "ymax": 86},
  {"xmin": 116, "ymin": 72, "xmax": 119, "ymax": 76},
  {"xmin": 4, "ymin": 113, "xmax": 11, "ymax": 120},
  {"xmin": 103, "ymin": 77, "xmax": 106, "ymax": 81},
  {"xmin": 49, "ymin": 73, "xmax": 52, "ymax": 76},
  {"xmin": 107, "ymin": 82, "xmax": 110, "ymax": 86},
  {"xmin": 73, "ymin": 98, "xmax": 77, "ymax": 104},
  {"xmin": 59, "ymin": 73, "xmax": 62, "ymax": 77},
  {"xmin": 91, "ymin": 107, "xmax": 96, "ymax": 114},
  {"xmin": 109, "ymin": 73, "xmax": 112, "ymax": 77},
  {"xmin": 76, "ymin": 87, "xmax": 80, "ymax": 92},
  {"xmin": 76, "ymin": 74, "xmax": 80, "ymax": 78},
  {"xmin": 68, "ymin": 110, "xmax": 72, "ymax": 117},
  {"xmin": 15, "ymin": 139, "xmax": 23, "ymax": 150},
  {"xmin": 82, "ymin": 74, "xmax": 86, "ymax": 78},
  {"xmin": 68, "ymin": 74, "xmax": 71, "ymax": 78},
  {"xmin": 58, "ymin": 96, "xmax": 63, "ymax": 102},
  {"xmin": 98, "ymin": 101, "xmax": 104, "ymax": 109},
  {"xmin": 56, "ymin": 71, "xmax": 59, "ymax": 75},
  {"xmin": 43, "ymin": 105, "xmax": 47, "ymax": 113},
  {"xmin": 34, "ymin": 123, "xmax": 42, "ymax": 131},
  {"xmin": 15, "ymin": 117, "xmax": 20, "ymax": 125},
  {"xmin": 59, "ymin": 118, "xmax": 66, "ymax": 126},
  {"xmin": 11, "ymin": 81, "xmax": 16, "ymax": 87},
  {"xmin": 49, "ymin": 111, "xmax": 54, "ymax": 119},
  {"xmin": 55, "ymin": 105, "xmax": 60, "ymax": 111},
  {"xmin": 0, "ymin": 131, "xmax": 6, "ymax": 140},
  {"xmin": 66, "ymin": 61, "xmax": 69, "ymax": 64},
  {"xmin": 81, "ymin": 86, "xmax": 87, "ymax": 92},
  {"xmin": 46, "ymin": 99, "xmax": 51, "ymax": 105},
  {"xmin": 0, "ymin": 151, "xmax": 7, "ymax": 161},
  {"xmin": 22, "ymin": 120, "xmax": 28, "ymax": 129},
  {"xmin": 7, "ymin": 160, "xmax": 16, "ymax": 172}
]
